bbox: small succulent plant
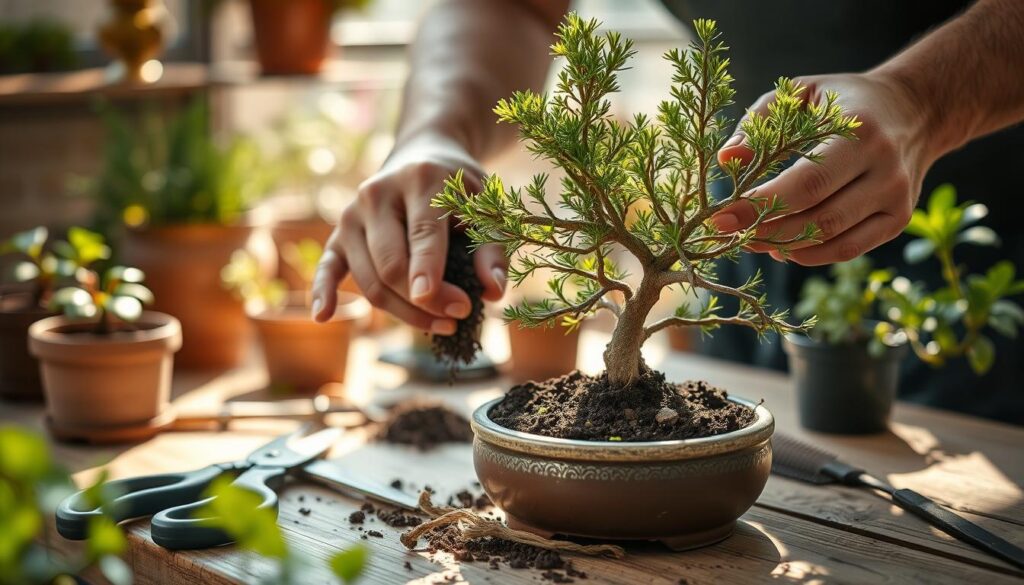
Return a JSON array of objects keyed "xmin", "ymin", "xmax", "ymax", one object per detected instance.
[{"xmin": 222, "ymin": 239, "xmax": 324, "ymax": 312}]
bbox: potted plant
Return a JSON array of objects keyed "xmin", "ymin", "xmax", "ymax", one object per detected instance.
[
  {"xmin": 432, "ymin": 14, "xmax": 858, "ymax": 549},
  {"xmin": 504, "ymin": 273, "xmax": 580, "ymax": 384},
  {"xmin": 0, "ymin": 227, "xmax": 63, "ymax": 401},
  {"xmin": 223, "ymin": 239, "xmax": 369, "ymax": 394},
  {"xmin": 248, "ymin": 0, "xmax": 371, "ymax": 76},
  {"xmin": 789, "ymin": 185, "xmax": 1024, "ymax": 433},
  {"xmin": 28, "ymin": 229, "xmax": 182, "ymax": 441},
  {"xmin": 90, "ymin": 98, "xmax": 276, "ymax": 369}
]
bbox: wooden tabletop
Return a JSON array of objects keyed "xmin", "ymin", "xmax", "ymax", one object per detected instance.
[{"xmin": 5, "ymin": 324, "xmax": 1024, "ymax": 585}]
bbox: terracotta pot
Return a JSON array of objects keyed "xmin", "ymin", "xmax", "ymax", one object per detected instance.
[
  {"xmin": 472, "ymin": 395, "xmax": 773, "ymax": 550},
  {"xmin": 249, "ymin": 0, "xmax": 333, "ymax": 76},
  {"xmin": 250, "ymin": 292, "xmax": 370, "ymax": 393},
  {"xmin": 667, "ymin": 326, "xmax": 695, "ymax": 352},
  {"xmin": 270, "ymin": 217, "xmax": 335, "ymax": 290},
  {"xmin": 28, "ymin": 312, "xmax": 181, "ymax": 431},
  {"xmin": 0, "ymin": 294, "xmax": 53, "ymax": 402},
  {"xmin": 784, "ymin": 332, "xmax": 908, "ymax": 435},
  {"xmin": 122, "ymin": 224, "xmax": 266, "ymax": 370},
  {"xmin": 506, "ymin": 323, "xmax": 580, "ymax": 384}
]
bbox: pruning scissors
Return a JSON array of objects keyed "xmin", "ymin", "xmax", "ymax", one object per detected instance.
[{"xmin": 55, "ymin": 423, "xmax": 340, "ymax": 550}]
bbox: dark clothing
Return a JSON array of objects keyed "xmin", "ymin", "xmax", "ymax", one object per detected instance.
[{"xmin": 660, "ymin": 1, "xmax": 1024, "ymax": 424}]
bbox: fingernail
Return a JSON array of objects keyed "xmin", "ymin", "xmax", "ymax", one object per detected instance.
[
  {"xmin": 723, "ymin": 134, "xmax": 744, "ymax": 148},
  {"xmin": 431, "ymin": 319, "xmax": 456, "ymax": 335},
  {"xmin": 492, "ymin": 267, "xmax": 506, "ymax": 294},
  {"xmin": 410, "ymin": 275, "xmax": 430, "ymax": 300},
  {"xmin": 310, "ymin": 298, "xmax": 323, "ymax": 320},
  {"xmin": 714, "ymin": 213, "xmax": 740, "ymax": 231},
  {"xmin": 445, "ymin": 302, "xmax": 470, "ymax": 318}
]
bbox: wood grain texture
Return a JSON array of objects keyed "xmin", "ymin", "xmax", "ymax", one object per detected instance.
[{"xmin": 6, "ymin": 328, "xmax": 1023, "ymax": 583}]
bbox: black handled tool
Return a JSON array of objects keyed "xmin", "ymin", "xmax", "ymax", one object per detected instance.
[{"xmin": 771, "ymin": 433, "xmax": 1024, "ymax": 570}]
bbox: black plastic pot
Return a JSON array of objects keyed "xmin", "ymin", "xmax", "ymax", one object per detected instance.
[{"xmin": 783, "ymin": 332, "xmax": 907, "ymax": 434}]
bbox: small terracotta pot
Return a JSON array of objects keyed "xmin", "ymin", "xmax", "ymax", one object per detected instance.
[
  {"xmin": 250, "ymin": 292, "xmax": 370, "ymax": 393},
  {"xmin": 123, "ymin": 224, "xmax": 268, "ymax": 370},
  {"xmin": 667, "ymin": 326, "xmax": 695, "ymax": 352},
  {"xmin": 0, "ymin": 294, "xmax": 53, "ymax": 402},
  {"xmin": 270, "ymin": 217, "xmax": 335, "ymax": 290},
  {"xmin": 472, "ymin": 395, "xmax": 773, "ymax": 550},
  {"xmin": 29, "ymin": 312, "xmax": 182, "ymax": 432},
  {"xmin": 506, "ymin": 323, "xmax": 580, "ymax": 384},
  {"xmin": 249, "ymin": 0, "xmax": 333, "ymax": 76}
]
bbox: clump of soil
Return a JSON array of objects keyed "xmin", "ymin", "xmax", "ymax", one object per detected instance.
[
  {"xmin": 489, "ymin": 369, "xmax": 755, "ymax": 441},
  {"xmin": 431, "ymin": 232, "xmax": 485, "ymax": 370},
  {"xmin": 377, "ymin": 400, "xmax": 473, "ymax": 449},
  {"xmin": 423, "ymin": 524, "xmax": 587, "ymax": 582}
]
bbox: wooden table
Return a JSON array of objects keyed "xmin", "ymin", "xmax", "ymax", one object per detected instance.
[{"xmin": 5, "ymin": 325, "xmax": 1024, "ymax": 584}]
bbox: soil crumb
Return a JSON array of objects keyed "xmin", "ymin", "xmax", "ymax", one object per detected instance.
[
  {"xmin": 377, "ymin": 400, "xmax": 473, "ymax": 449},
  {"xmin": 489, "ymin": 369, "xmax": 755, "ymax": 441},
  {"xmin": 431, "ymin": 231, "xmax": 485, "ymax": 371},
  {"xmin": 424, "ymin": 524, "xmax": 587, "ymax": 582}
]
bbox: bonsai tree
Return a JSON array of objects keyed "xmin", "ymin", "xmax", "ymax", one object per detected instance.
[
  {"xmin": 796, "ymin": 185, "xmax": 1023, "ymax": 374},
  {"xmin": 434, "ymin": 14, "xmax": 859, "ymax": 388},
  {"xmin": 47, "ymin": 229, "xmax": 154, "ymax": 335}
]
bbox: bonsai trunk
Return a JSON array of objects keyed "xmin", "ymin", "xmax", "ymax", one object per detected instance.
[{"xmin": 604, "ymin": 284, "xmax": 659, "ymax": 388}]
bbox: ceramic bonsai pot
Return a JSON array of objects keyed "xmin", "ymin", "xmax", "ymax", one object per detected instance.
[
  {"xmin": 472, "ymin": 395, "xmax": 773, "ymax": 550},
  {"xmin": 249, "ymin": 0, "xmax": 332, "ymax": 76},
  {"xmin": 0, "ymin": 293, "xmax": 53, "ymax": 401},
  {"xmin": 249, "ymin": 292, "xmax": 370, "ymax": 393},
  {"xmin": 506, "ymin": 322, "xmax": 580, "ymax": 384},
  {"xmin": 28, "ymin": 311, "xmax": 182, "ymax": 436},
  {"xmin": 784, "ymin": 332, "xmax": 908, "ymax": 435},
  {"xmin": 122, "ymin": 224, "xmax": 268, "ymax": 370}
]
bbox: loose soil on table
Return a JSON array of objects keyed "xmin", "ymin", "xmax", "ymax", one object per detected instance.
[
  {"xmin": 431, "ymin": 231, "xmax": 485, "ymax": 370},
  {"xmin": 489, "ymin": 368, "xmax": 755, "ymax": 441},
  {"xmin": 376, "ymin": 400, "xmax": 473, "ymax": 449}
]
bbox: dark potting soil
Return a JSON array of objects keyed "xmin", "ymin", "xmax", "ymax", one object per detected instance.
[
  {"xmin": 377, "ymin": 400, "xmax": 473, "ymax": 449},
  {"xmin": 431, "ymin": 231, "xmax": 485, "ymax": 370},
  {"xmin": 423, "ymin": 524, "xmax": 587, "ymax": 582},
  {"xmin": 489, "ymin": 369, "xmax": 756, "ymax": 441}
]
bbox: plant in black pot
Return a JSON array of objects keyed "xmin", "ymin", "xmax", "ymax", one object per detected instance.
[
  {"xmin": 430, "ymin": 14, "xmax": 859, "ymax": 549},
  {"xmin": 788, "ymin": 185, "xmax": 1024, "ymax": 434}
]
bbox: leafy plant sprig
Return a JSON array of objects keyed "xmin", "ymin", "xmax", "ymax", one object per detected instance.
[
  {"xmin": 433, "ymin": 14, "xmax": 859, "ymax": 386},
  {"xmin": 1, "ymin": 227, "xmax": 61, "ymax": 307},
  {"xmin": 794, "ymin": 257, "xmax": 892, "ymax": 344}
]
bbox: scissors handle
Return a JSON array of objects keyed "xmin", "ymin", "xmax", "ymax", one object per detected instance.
[
  {"xmin": 56, "ymin": 463, "xmax": 229, "ymax": 540},
  {"xmin": 151, "ymin": 465, "xmax": 285, "ymax": 550}
]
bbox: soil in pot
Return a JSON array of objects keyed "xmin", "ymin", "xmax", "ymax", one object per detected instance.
[
  {"xmin": 0, "ymin": 293, "xmax": 53, "ymax": 401},
  {"xmin": 490, "ymin": 369, "xmax": 754, "ymax": 441}
]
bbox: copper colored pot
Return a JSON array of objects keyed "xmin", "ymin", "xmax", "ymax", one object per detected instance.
[
  {"xmin": 0, "ymin": 295, "xmax": 52, "ymax": 401},
  {"xmin": 250, "ymin": 292, "xmax": 370, "ymax": 393},
  {"xmin": 249, "ymin": 0, "xmax": 333, "ymax": 75},
  {"xmin": 507, "ymin": 323, "xmax": 580, "ymax": 384},
  {"xmin": 123, "ymin": 224, "xmax": 265, "ymax": 370},
  {"xmin": 28, "ymin": 312, "xmax": 181, "ymax": 432},
  {"xmin": 472, "ymin": 395, "xmax": 773, "ymax": 550}
]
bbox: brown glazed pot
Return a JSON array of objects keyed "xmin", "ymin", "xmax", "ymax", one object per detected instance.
[
  {"xmin": 472, "ymin": 396, "xmax": 773, "ymax": 550},
  {"xmin": 249, "ymin": 0, "xmax": 332, "ymax": 76},
  {"xmin": 28, "ymin": 312, "xmax": 182, "ymax": 432},
  {"xmin": 249, "ymin": 292, "xmax": 370, "ymax": 393},
  {"xmin": 123, "ymin": 224, "xmax": 260, "ymax": 370},
  {"xmin": 0, "ymin": 295, "xmax": 53, "ymax": 401},
  {"xmin": 506, "ymin": 323, "xmax": 580, "ymax": 384}
]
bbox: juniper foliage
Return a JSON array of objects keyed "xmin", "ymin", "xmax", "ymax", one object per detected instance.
[{"xmin": 433, "ymin": 14, "xmax": 860, "ymax": 386}]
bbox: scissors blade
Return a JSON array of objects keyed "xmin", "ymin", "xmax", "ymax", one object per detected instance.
[
  {"xmin": 246, "ymin": 423, "xmax": 341, "ymax": 469},
  {"xmin": 301, "ymin": 459, "xmax": 422, "ymax": 512}
]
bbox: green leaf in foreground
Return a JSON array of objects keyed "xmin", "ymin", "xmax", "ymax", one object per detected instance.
[
  {"xmin": 329, "ymin": 545, "xmax": 369, "ymax": 584},
  {"xmin": 197, "ymin": 476, "xmax": 287, "ymax": 559}
]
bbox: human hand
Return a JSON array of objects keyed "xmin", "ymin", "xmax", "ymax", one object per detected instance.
[
  {"xmin": 311, "ymin": 133, "xmax": 507, "ymax": 332},
  {"xmin": 713, "ymin": 72, "xmax": 935, "ymax": 265}
]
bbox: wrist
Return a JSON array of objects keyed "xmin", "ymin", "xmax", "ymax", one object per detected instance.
[{"xmin": 867, "ymin": 66, "xmax": 962, "ymax": 165}]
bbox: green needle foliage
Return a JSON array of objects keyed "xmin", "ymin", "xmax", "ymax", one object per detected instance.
[
  {"xmin": 47, "ymin": 228, "xmax": 155, "ymax": 335},
  {"xmin": 434, "ymin": 14, "xmax": 859, "ymax": 386},
  {"xmin": 796, "ymin": 185, "xmax": 1024, "ymax": 374}
]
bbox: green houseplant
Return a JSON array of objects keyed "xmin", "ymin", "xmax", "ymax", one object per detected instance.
[
  {"xmin": 0, "ymin": 227, "xmax": 63, "ymax": 401},
  {"xmin": 434, "ymin": 14, "xmax": 858, "ymax": 548},
  {"xmin": 789, "ymin": 184, "xmax": 1024, "ymax": 433},
  {"xmin": 223, "ymin": 240, "xmax": 369, "ymax": 394},
  {"xmin": 27, "ymin": 229, "xmax": 182, "ymax": 442},
  {"xmin": 92, "ymin": 98, "xmax": 275, "ymax": 369}
]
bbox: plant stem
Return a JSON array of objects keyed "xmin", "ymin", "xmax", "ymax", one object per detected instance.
[{"xmin": 603, "ymin": 279, "xmax": 660, "ymax": 387}]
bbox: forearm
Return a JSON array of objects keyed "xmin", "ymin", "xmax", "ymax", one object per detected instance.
[
  {"xmin": 393, "ymin": 0, "xmax": 566, "ymax": 160},
  {"xmin": 873, "ymin": 0, "xmax": 1024, "ymax": 161}
]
